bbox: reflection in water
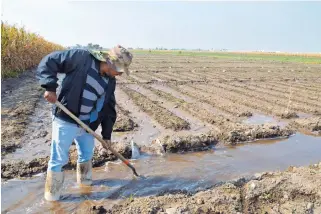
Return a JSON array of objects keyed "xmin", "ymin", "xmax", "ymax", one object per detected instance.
[{"xmin": 2, "ymin": 133, "xmax": 321, "ymax": 213}]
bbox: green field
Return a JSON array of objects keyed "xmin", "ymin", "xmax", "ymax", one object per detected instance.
[{"xmin": 132, "ymin": 49, "xmax": 321, "ymax": 64}]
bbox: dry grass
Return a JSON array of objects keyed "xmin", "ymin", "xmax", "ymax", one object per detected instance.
[{"xmin": 1, "ymin": 22, "xmax": 64, "ymax": 78}]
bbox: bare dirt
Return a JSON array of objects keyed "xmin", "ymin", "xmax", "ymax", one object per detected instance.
[{"xmin": 106, "ymin": 162, "xmax": 321, "ymax": 214}]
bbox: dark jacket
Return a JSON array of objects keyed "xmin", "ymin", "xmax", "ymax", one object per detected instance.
[
  {"xmin": 36, "ymin": 48, "xmax": 117, "ymax": 139},
  {"xmin": 89, "ymin": 78, "xmax": 117, "ymax": 140}
]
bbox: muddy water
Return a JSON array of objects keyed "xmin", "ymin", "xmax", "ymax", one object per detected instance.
[
  {"xmin": 3, "ymin": 98, "xmax": 52, "ymax": 162},
  {"xmin": 2, "ymin": 133, "xmax": 321, "ymax": 213}
]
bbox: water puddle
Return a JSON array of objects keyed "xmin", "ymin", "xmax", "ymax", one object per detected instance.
[
  {"xmin": 242, "ymin": 113, "xmax": 286, "ymax": 127},
  {"xmin": 2, "ymin": 133, "xmax": 321, "ymax": 213}
]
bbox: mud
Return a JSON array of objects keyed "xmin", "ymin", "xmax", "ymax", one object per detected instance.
[
  {"xmin": 141, "ymin": 133, "xmax": 218, "ymax": 154},
  {"xmin": 1, "ymin": 142, "xmax": 132, "ymax": 180},
  {"xmin": 160, "ymin": 133, "xmax": 218, "ymax": 153},
  {"xmin": 238, "ymin": 111, "xmax": 253, "ymax": 117},
  {"xmin": 142, "ymin": 122, "xmax": 294, "ymax": 152},
  {"xmin": 135, "ymin": 83, "xmax": 294, "ymax": 144},
  {"xmin": 90, "ymin": 206, "xmax": 108, "ymax": 214},
  {"xmin": 0, "ymin": 121, "xmax": 293, "ymax": 180},
  {"xmin": 2, "ymin": 133, "xmax": 321, "ymax": 213},
  {"xmin": 290, "ymin": 117, "xmax": 321, "ymax": 135},
  {"xmin": 69, "ymin": 142, "xmax": 133, "ymax": 170},
  {"xmin": 280, "ymin": 111, "xmax": 299, "ymax": 119},
  {"xmin": 1, "ymin": 157, "xmax": 49, "ymax": 180},
  {"xmin": 216, "ymin": 123, "xmax": 294, "ymax": 145},
  {"xmin": 1, "ymin": 70, "xmax": 43, "ymax": 156},
  {"xmin": 108, "ymin": 163, "xmax": 321, "ymax": 214},
  {"xmin": 113, "ymin": 105, "xmax": 137, "ymax": 132}
]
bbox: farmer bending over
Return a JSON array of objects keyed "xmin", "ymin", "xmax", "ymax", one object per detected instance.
[{"xmin": 37, "ymin": 45, "xmax": 133, "ymax": 201}]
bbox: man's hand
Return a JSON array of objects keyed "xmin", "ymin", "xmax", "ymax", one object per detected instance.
[
  {"xmin": 104, "ymin": 140, "xmax": 112, "ymax": 148},
  {"xmin": 44, "ymin": 91, "xmax": 57, "ymax": 103}
]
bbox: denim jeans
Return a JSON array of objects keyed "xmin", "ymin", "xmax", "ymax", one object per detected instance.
[{"xmin": 48, "ymin": 116, "xmax": 95, "ymax": 172}]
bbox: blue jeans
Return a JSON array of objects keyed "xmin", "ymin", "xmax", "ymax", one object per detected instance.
[{"xmin": 48, "ymin": 117, "xmax": 95, "ymax": 172}]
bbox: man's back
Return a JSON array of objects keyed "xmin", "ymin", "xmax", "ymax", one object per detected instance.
[{"xmin": 37, "ymin": 48, "xmax": 104, "ymax": 123}]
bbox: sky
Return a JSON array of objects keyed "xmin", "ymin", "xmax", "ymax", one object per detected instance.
[{"xmin": 2, "ymin": 0, "xmax": 321, "ymax": 53}]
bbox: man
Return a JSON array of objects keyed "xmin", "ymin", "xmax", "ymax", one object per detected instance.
[{"xmin": 37, "ymin": 45, "xmax": 133, "ymax": 201}]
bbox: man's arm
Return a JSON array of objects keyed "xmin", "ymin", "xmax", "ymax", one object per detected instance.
[
  {"xmin": 36, "ymin": 49, "xmax": 88, "ymax": 92},
  {"xmin": 100, "ymin": 93, "xmax": 117, "ymax": 140}
]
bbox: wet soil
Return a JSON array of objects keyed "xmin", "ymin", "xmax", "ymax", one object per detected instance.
[
  {"xmin": 2, "ymin": 98, "xmax": 53, "ymax": 162},
  {"xmin": 1, "ymin": 157, "xmax": 50, "ymax": 180},
  {"xmin": 1, "ymin": 121, "xmax": 294, "ymax": 180},
  {"xmin": 108, "ymin": 162, "xmax": 321, "ymax": 214},
  {"xmin": 1, "ymin": 142, "xmax": 132, "ymax": 180},
  {"xmin": 216, "ymin": 123, "xmax": 294, "ymax": 145},
  {"xmin": 141, "ymin": 132, "xmax": 218, "ymax": 154},
  {"xmin": 138, "ymin": 83, "xmax": 294, "ymax": 144},
  {"xmin": 113, "ymin": 105, "xmax": 137, "ymax": 132},
  {"xmin": 1, "ymin": 70, "xmax": 44, "ymax": 156},
  {"xmin": 289, "ymin": 116, "xmax": 321, "ymax": 135}
]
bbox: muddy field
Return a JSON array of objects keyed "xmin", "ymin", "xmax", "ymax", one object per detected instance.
[
  {"xmin": 1, "ymin": 53, "xmax": 321, "ymax": 213},
  {"xmin": 107, "ymin": 162, "xmax": 321, "ymax": 214}
]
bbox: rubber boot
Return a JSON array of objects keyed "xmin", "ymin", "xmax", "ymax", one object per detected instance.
[
  {"xmin": 77, "ymin": 160, "xmax": 92, "ymax": 186},
  {"xmin": 44, "ymin": 171, "xmax": 64, "ymax": 201}
]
